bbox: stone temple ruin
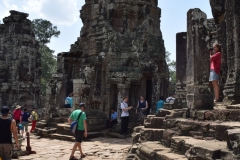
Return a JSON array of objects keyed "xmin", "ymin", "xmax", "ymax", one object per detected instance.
[
  {"xmin": 2, "ymin": 0, "xmax": 240, "ymax": 159},
  {"xmin": 0, "ymin": 10, "xmax": 41, "ymax": 109},
  {"xmin": 43, "ymin": 0, "xmax": 169, "ymax": 131},
  {"xmin": 126, "ymin": 0, "xmax": 240, "ymax": 159}
]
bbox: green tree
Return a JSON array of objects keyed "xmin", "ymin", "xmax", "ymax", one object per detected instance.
[
  {"xmin": 31, "ymin": 19, "xmax": 60, "ymax": 94},
  {"xmin": 165, "ymin": 51, "xmax": 176, "ymax": 82},
  {"xmin": 32, "ymin": 19, "xmax": 60, "ymax": 45}
]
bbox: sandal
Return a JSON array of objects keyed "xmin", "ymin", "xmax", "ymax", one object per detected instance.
[
  {"xmin": 69, "ymin": 156, "xmax": 78, "ymax": 160},
  {"xmin": 81, "ymin": 154, "xmax": 86, "ymax": 158}
]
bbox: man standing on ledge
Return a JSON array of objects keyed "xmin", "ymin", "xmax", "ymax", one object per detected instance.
[
  {"xmin": 0, "ymin": 106, "xmax": 19, "ymax": 160},
  {"xmin": 68, "ymin": 103, "xmax": 87, "ymax": 160}
]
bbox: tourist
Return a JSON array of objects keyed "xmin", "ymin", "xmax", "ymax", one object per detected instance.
[
  {"xmin": 105, "ymin": 108, "xmax": 118, "ymax": 129},
  {"xmin": 68, "ymin": 103, "xmax": 87, "ymax": 160},
  {"xmin": 0, "ymin": 106, "xmax": 19, "ymax": 160},
  {"xmin": 30, "ymin": 108, "xmax": 38, "ymax": 133},
  {"xmin": 20, "ymin": 108, "xmax": 30, "ymax": 135},
  {"xmin": 156, "ymin": 96, "xmax": 164, "ymax": 114},
  {"xmin": 120, "ymin": 97, "xmax": 133, "ymax": 136},
  {"xmin": 209, "ymin": 42, "xmax": 222, "ymax": 102},
  {"xmin": 12, "ymin": 105, "xmax": 21, "ymax": 125},
  {"xmin": 135, "ymin": 96, "xmax": 148, "ymax": 125},
  {"xmin": 65, "ymin": 93, "xmax": 73, "ymax": 108},
  {"xmin": 166, "ymin": 94, "xmax": 175, "ymax": 104}
]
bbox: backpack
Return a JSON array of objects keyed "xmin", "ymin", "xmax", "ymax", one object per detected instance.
[{"xmin": 70, "ymin": 111, "xmax": 83, "ymax": 134}]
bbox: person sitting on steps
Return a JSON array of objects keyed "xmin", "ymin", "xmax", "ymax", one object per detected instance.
[
  {"xmin": 105, "ymin": 108, "xmax": 118, "ymax": 129},
  {"xmin": 65, "ymin": 93, "xmax": 73, "ymax": 108}
]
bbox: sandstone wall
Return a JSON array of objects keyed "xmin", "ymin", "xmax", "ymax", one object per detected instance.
[{"xmin": 0, "ymin": 10, "xmax": 41, "ymax": 109}]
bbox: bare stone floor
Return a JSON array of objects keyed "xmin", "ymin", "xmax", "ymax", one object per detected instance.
[{"xmin": 13, "ymin": 135, "xmax": 132, "ymax": 160}]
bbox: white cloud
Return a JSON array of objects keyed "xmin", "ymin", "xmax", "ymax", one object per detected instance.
[{"xmin": 0, "ymin": 0, "xmax": 80, "ymax": 26}]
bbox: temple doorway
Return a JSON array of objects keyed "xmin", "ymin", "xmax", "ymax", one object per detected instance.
[{"xmin": 146, "ymin": 78, "xmax": 152, "ymax": 114}]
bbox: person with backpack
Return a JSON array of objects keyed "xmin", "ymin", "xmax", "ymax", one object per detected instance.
[
  {"xmin": 68, "ymin": 103, "xmax": 87, "ymax": 160},
  {"xmin": 120, "ymin": 97, "xmax": 133, "ymax": 136},
  {"xmin": 65, "ymin": 93, "xmax": 73, "ymax": 108},
  {"xmin": 30, "ymin": 108, "xmax": 38, "ymax": 133},
  {"xmin": 0, "ymin": 106, "xmax": 19, "ymax": 160},
  {"xmin": 20, "ymin": 108, "xmax": 30, "ymax": 135}
]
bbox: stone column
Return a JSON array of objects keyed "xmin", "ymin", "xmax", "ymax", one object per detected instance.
[
  {"xmin": 175, "ymin": 32, "xmax": 187, "ymax": 108},
  {"xmin": 73, "ymin": 79, "xmax": 84, "ymax": 110},
  {"xmin": 117, "ymin": 83, "xmax": 130, "ymax": 123},
  {"xmin": 223, "ymin": 0, "xmax": 240, "ymax": 104},
  {"xmin": 186, "ymin": 9, "xmax": 213, "ymax": 110}
]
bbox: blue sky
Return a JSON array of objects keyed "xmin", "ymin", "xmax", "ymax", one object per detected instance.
[{"xmin": 0, "ymin": 0, "xmax": 213, "ymax": 61}]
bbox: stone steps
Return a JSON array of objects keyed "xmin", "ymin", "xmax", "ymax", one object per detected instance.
[
  {"xmin": 35, "ymin": 127, "xmax": 57, "ymax": 136},
  {"xmin": 129, "ymin": 142, "xmax": 188, "ymax": 160},
  {"xmin": 130, "ymin": 136, "xmax": 232, "ymax": 160},
  {"xmin": 144, "ymin": 117, "xmax": 164, "ymax": 129},
  {"xmin": 165, "ymin": 118, "xmax": 240, "ymax": 141},
  {"xmin": 139, "ymin": 128, "xmax": 164, "ymax": 142}
]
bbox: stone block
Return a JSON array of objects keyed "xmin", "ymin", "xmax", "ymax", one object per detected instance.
[{"xmin": 226, "ymin": 129, "xmax": 240, "ymax": 155}]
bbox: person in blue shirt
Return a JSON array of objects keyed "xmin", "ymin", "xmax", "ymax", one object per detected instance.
[
  {"xmin": 64, "ymin": 93, "xmax": 73, "ymax": 108},
  {"xmin": 105, "ymin": 108, "xmax": 118, "ymax": 129},
  {"xmin": 156, "ymin": 96, "xmax": 164, "ymax": 114}
]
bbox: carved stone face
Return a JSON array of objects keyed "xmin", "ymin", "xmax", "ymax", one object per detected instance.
[{"xmin": 23, "ymin": 56, "xmax": 29, "ymax": 68}]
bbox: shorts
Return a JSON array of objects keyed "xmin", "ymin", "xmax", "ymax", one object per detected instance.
[
  {"xmin": 209, "ymin": 70, "xmax": 219, "ymax": 81},
  {"xmin": 75, "ymin": 130, "xmax": 84, "ymax": 143},
  {"xmin": 0, "ymin": 144, "xmax": 12, "ymax": 160},
  {"xmin": 21, "ymin": 121, "xmax": 29, "ymax": 132},
  {"xmin": 15, "ymin": 120, "xmax": 20, "ymax": 125}
]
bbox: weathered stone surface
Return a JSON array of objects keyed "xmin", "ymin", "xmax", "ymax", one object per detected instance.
[
  {"xmin": 175, "ymin": 32, "xmax": 187, "ymax": 109},
  {"xmin": 226, "ymin": 129, "xmax": 240, "ymax": 155},
  {"xmin": 0, "ymin": 10, "xmax": 41, "ymax": 109},
  {"xmin": 222, "ymin": 0, "xmax": 240, "ymax": 104},
  {"xmin": 45, "ymin": 0, "xmax": 169, "ymax": 127},
  {"xmin": 186, "ymin": 8, "xmax": 213, "ymax": 110},
  {"xmin": 210, "ymin": 0, "xmax": 226, "ymax": 24}
]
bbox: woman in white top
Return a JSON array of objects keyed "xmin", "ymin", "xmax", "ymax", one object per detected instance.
[{"xmin": 120, "ymin": 96, "xmax": 133, "ymax": 135}]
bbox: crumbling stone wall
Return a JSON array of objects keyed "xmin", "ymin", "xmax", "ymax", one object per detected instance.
[
  {"xmin": 210, "ymin": 0, "xmax": 240, "ymax": 104},
  {"xmin": 0, "ymin": 10, "xmax": 41, "ymax": 109},
  {"xmin": 46, "ymin": 0, "xmax": 168, "ymax": 118}
]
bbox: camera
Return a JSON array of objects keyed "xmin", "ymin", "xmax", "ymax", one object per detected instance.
[{"xmin": 209, "ymin": 47, "xmax": 213, "ymax": 51}]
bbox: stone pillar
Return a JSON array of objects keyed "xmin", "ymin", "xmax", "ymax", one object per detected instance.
[
  {"xmin": 186, "ymin": 9, "xmax": 213, "ymax": 110},
  {"xmin": 223, "ymin": 0, "xmax": 240, "ymax": 104},
  {"xmin": 73, "ymin": 79, "xmax": 84, "ymax": 109},
  {"xmin": 175, "ymin": 32, "xmax": 187, "ymax": 108},
  {"xmin": 117, "ymin": 83, "xmax": 130, "ymax": 123}
]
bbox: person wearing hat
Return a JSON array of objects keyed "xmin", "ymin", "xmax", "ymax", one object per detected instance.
[
  {"xmin": 12, "ymin": 105, "xmax": 22, "ymax": 125},
  {"xmin": 0, "ymin": 106, "xmax": 19, "ymax": 160},
  {"xmin": 68, "ymin": 103, "xmax": 87, "ymax": 160}
]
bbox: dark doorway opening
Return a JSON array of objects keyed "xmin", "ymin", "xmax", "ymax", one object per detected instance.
[{"xmin": 146, "ymin": 79, "xmax": 152, "ymax": 115}]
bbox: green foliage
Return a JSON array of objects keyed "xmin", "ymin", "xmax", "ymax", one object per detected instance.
[
  {"xmin": 32, "ymin": 19, "xmax": 60, "ymax": 45},
  {"xmin": 165, "ymin": 51, "xmax": 176, "ymax": 82},
  {"xmin": 31, "ymin": 19, "xmax": 60, "ymax": 95}
]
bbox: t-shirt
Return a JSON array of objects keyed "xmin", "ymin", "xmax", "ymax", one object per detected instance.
[
  {"xmin": 111, "ymin": 111, "xmax": 117, "ymax": 120},
  {"xmin": 69, "ymin": 110, "xmax": 87, "ymax": 130},
  {"xmin": 65, "ymin": 97, "xmax": 73, "ymax": 107},
  {"xmin": 121, "ymin": 102, "xmax": 129, "ymax": 117},
  {"xmin": 13, "ymin": 109, "xmax": 21, "ymax": 120},
  {"xmin": 210, "ymin": 52, "xmax": 221, "ymax": 75},
  {"xmin": 166, "ymin": 97, "xmax": 175, "ymax": 104},
  {"xmin": 156, "ymin": 100, "xmax": 164, "ymax": 114},
  {"xmin": 21, "ymin": 112, "xmax": 30, "ymax": 122}
]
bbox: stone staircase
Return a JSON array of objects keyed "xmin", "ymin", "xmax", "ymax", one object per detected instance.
[
  {"xmin": 127, "ymin": 104, "xmax": 240, "ymax": 160},
  {"xmin": 35, "ymin": 108, "xmax": 104, "ymax": 141}
]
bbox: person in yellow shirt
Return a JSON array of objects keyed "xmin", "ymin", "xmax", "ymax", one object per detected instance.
[{"xmin": 30, "ymin": 108, "xmax": 38, "ymax": 133}]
